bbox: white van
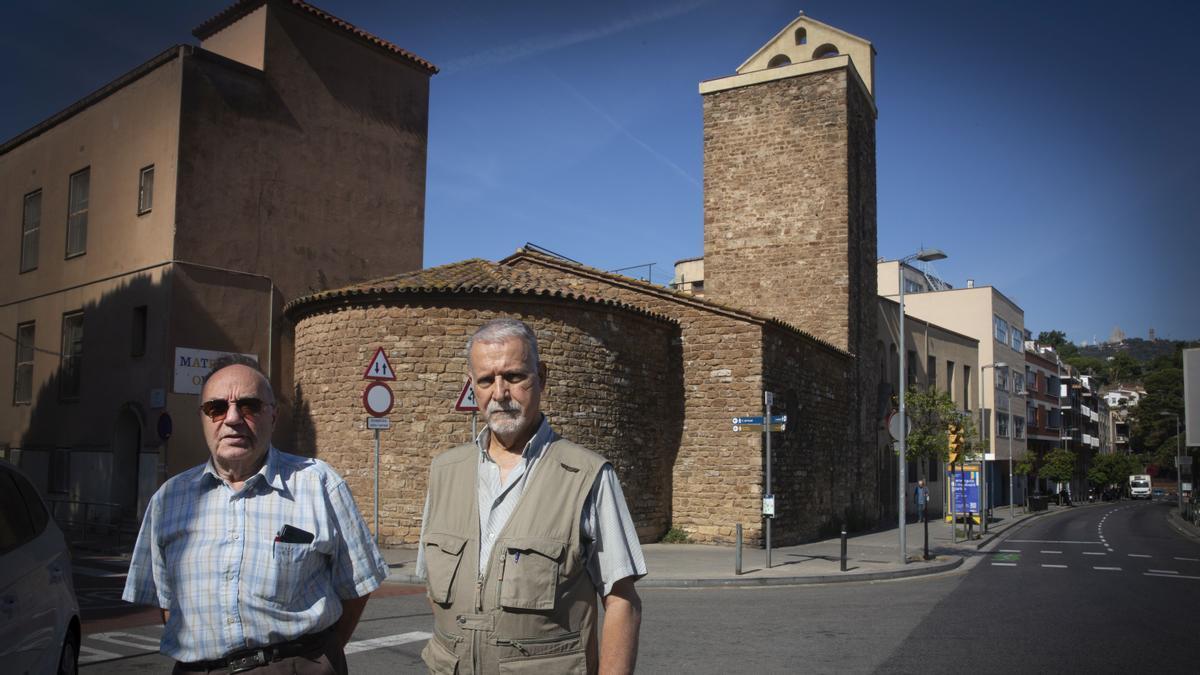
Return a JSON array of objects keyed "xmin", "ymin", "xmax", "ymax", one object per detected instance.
[{"xmin": 1129, "ymin": 474, "xmax": 1152, "ymax": 500}]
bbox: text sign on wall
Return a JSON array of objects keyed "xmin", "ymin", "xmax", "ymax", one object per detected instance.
[{"xmin": 174, "ymin": 348, "xmax": 259, "ymax": 394}]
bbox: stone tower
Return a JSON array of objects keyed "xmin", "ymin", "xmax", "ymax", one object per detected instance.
[
  {"xmin": 699, "ymin": 14, "xmax": 880, "ymax": 524},
  {"xmin": 701, "ymin": 13, "xmax": 877, "ymax": 352}
]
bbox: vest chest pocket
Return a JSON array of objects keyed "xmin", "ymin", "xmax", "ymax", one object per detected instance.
[
  {"xmin": 499, "ymin": 538, "xmax": 566, "ymax": 611},
  {"xmin": 424, "ymin": 532, "xmax": 469, "ymax": 604}
]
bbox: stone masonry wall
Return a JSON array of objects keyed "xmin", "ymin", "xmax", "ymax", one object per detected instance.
[
  {"xmin": 291, "ymin": 295, "xmax": 679, "ymax": 546},
  {"xmin": 506, "ymin": 256, "xmax": 857, "ymax": 545},
  {"xmin": 702, "ymin": 68, "xmax": 854, "ymax": 352}
]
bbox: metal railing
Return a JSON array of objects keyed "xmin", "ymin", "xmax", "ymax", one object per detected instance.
[{"xmin": 46, "ymin": 498, "xmax": 126, "ymax": 545}]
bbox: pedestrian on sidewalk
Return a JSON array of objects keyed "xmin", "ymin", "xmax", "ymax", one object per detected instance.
[
  {"xmin": 123, "ymin": 356, "xmax": 388, "ymax": 674},
  {"xmin": 915, "ymin": 480, "xmax": 929, "ymax": 523},
  {"xmin": 416, "ymin": 318, "xmax": 646, "ymax": 674}
]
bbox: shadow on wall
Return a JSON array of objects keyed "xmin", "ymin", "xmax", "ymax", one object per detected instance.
[{"xmin": 12, "ymin": 266, "xmax": 269, "ymax": 524}]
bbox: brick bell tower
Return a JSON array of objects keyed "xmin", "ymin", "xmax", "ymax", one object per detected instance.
[{"xmin": 699, "ymin": 13, "xmax": 880, "ymax": 523}]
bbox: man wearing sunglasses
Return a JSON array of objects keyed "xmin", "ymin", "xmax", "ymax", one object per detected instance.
[
  {"xmin": 123, "ymin": 355, "xmax": 387, "ymax": 674},
  {"xmin": 417, "ymin": 318, "xmax": 645, "ymax": 674}
]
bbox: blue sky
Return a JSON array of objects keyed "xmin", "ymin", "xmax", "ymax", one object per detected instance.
[{"xmin": 3, "ymin": 1, "xmax": 1197, "ymax": 344}]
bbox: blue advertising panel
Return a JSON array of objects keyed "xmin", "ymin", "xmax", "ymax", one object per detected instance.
[{"xmin": 950, "ymin": 468, "xmax": 980, "ymax": 514}]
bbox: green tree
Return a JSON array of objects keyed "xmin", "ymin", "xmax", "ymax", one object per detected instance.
[
  {"xmin": 1037, "ymin": 329, "xmax": 1078, "ymax": 360},
  {"xmin": 1087, "ymin": 452, "xmax": 1141, "ymax": 489},
  {"xmin": 1041, "ymin": 448, "xmax": 1077, "ymax": 485},
  {"xmin": 901, "ymin": 386, "xmax": 969, "ymax": 478},
  {"xmin": 1106, "ymin": 352, "xmax": 1142, "ymax": 384}
]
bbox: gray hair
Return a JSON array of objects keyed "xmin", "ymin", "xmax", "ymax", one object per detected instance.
[
  {"xmin": 467, "ymin": 318, "xmax": 539, "ymax": 370},
  {"xmin": 201, "ymin": 354, "xmax": 274, "ymax": 400}
]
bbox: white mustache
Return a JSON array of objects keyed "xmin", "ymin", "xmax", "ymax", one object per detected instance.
[{"xmin": 487, "ymin": 400, "xmax": 522, "ymax": 415}]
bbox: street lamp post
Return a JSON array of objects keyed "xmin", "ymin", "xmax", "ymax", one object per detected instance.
[
  {"xmin": 1008, "ymin": 391, "xmax": 1015, "ymax": 520},
  {"xmin": 1161, "ymin": 412, "xmax": 1183, "ymax": 514},
  {"xmin": 980, "ymin": 362, "xmax": 1007, "ymax": 534},
  {"xmin": 897, "ymin": 248, "xmax": 947, "ymax": 564}
]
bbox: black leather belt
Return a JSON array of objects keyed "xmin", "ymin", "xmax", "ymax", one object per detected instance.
[{"xmin": 178, "ymin": 628, "xmax": 332, "ymax": 673}]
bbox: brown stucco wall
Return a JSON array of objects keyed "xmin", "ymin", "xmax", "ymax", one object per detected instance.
[
  {"xmin": 290, "ymin": 294, "xmax": 679, "ymax": 546},
  {"xmin": 174, "ymin": 5, "xmax": 430, "ymax": 300}
]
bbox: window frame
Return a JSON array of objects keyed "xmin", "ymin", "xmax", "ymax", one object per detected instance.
[
  {"xmin": 993, "ymin": 315, "xmax": 1009, "ymax": 343},
  {"xmin": 20, "ymin": 189, "xmax": 41, "ymax": 273},
  {"xmin": 13, "ymin": 321, "xmax": 35, "ymax": 405},
  {"xmin": 65, "ymin": 167, "xmax": 90, "ymax": 258},
  {"xmin": 59, "ymin": 310, "xmax": 84, "ymax": 401},
  {"xmin": 131, "ymin": 305, "xmax": 148, "ymax": 357},
  {"xmin": 997, "ymin": 412, "xmax": 1010, "ymax": 438},
  {"xmin": 1014, "ymin": 415, "xmax": 1025, "ymax": 440},
  {"xmin": 137, "ymin": 164, "xmax": 154, "ymax": 215}
]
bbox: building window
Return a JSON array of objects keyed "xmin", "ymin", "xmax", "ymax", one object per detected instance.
[
  {"xmin": 997, "ymin": 412, "xmax": 1009, "ymax": 438},
  {"xmin": 813, "ymin": 43, "xmax": 839, "ymax": 59},
  {"xmin": 20, "ymin": 190, "xmax": 41, "ymax": 273},
  {"xmin": 904, "ymin": 278, "xmax": 925, "ymax": 293},
  {"xmin": 795, "ymin": 27, "xmax": 807, "ymax": 45},
  {"xmin": 947, "ymin": 361, "xmax": 956, "ymax": 404},
  {"xmin": 131, "ymin": 305, "xmax": 147, "ymax": 357},
  {"xmin": 13, "ymin": 322, "xmax": 35, "ymax": 405},
  {"xmin": 1013, "ymin": 372, "xmax": 1025, "ymax": 395},
  {"xmin": 66, "ymin": 168, "xmax": 89, "ymax": 257},
  {"xmin": 995, "ymin": 367, "xmax": 1008, "ymax": 391},
  {"xmin": 993, "ymin": 315, "xmax": 1008, "ymax": 343},
  {"xmin": 1011, "ymin": 330, "xmax": 1023, "ymax": 352},
  {"xmin": 907, "ymin": 350, "xmax": 918, "ymax": 386},
  {"xmin": 1014, "ymin": 415, "xmax": 1025, "ymax": 440},
  {"xmin": 138, "ymin": 165, "xmax": 154, "ymax": 214},
  {"xmin": 926, "ymin": 355, "xmax": 936, "ymax": 389},
  {"xmin": 1027, "ymin": 404, "xmax": 1038, "ymax": 428},
  {"xmin": 49, "ymin": 448, "xmax": 69, "ymax": 494},
  {"xmin": 59, "ymin": 311, "xmax": 83, "ymax": 400},
  {"xmin": 767, "ymin": 54, "xmax": 792, "ymax": 68}
]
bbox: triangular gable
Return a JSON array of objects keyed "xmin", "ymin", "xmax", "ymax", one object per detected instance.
[{"xmin": 736, "ymin": 13, "xmax": 874, "ymax": 96}]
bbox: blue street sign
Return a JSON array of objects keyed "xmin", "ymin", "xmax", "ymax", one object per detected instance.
[{"xmin": 732, "ymin": 415, "xmax": 787, "ymax": 425}]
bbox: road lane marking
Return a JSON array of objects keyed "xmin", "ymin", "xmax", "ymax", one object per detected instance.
[
  {"xmin": 998, "ymin": 549, "xmax": 1020, "ymax": 553},
  {"xmin": 1147, "ymin": 569, "xmax": 1179, "ymax": 575},
  {"xmin": 78, "ymin": 645, "xmax": 122, "ymax": 664},
  {"xmin": 1093, "ymin": 566, "xmax": 1121, "ymax": 571},
  {"xmin": 73, "ymin": 565, "xmax": 128, "ymax": 578},
  {"xmin": 1041, "ymin": 564, "xmax": 1067, "ymax": 569},
  {"xmin": 1008, "ymin": 540, "xmax": 1101, "ymax": 545},
  {"xmin": 1082, "ymin": 552, "xmax": 1105, "ymax": 556},
  {"xmin": 344, "ymin": 632, "xmax": 433, "ymax": 655},
  {"xmin": 1128, "ymin": 554, "xmax": 1151, "ymax": 558},
  {"xmin": 1040, "ymin": 550, "xmax": 1062, "ymax": 554},
  {"xmin": 991, "ymin": 562, "xmax": 1017, "ymax": 567},
  {"xmin": 1175, "ymin": 557, "xmax": 1199, "ymax": 562},
  {"xmin": 1144, "ymin": 572, "xmax": 1200, "ymax": 580},
  {"xmin": 90, "ymin": 631, "xmax": 163, "ymax": 649}
]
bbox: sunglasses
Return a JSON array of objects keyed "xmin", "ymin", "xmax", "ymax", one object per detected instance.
[{"xmin": 200, "ymin": 397, "xmax": 271, "ymax": 422}]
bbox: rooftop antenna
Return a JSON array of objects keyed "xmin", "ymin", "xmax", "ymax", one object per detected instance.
[{"xmin": 524, "ymin": 242, "xmax": 581, "ymax": 265}]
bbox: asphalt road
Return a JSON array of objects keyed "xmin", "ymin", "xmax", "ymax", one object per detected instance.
[{"xmin": 75, "ymin": 501, "xmax": 1199, "ymax": 673}]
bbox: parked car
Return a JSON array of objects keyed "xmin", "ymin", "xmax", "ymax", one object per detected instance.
[
  {"xmin": 1152, "ymin": 488, "xmax": 1166, "ymax": 500},
  {"xmin": 0, "ymin": 459, "xmax": 81, "ymax": 674}
]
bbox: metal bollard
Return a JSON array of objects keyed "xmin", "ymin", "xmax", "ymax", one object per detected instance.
[
  {"xmin": 840, "ymin": 526, "xmax": 848, "ymax": 572},
  {"xmin": 735, "ymin": 524, "xmax": 743, "ymax": 575}
]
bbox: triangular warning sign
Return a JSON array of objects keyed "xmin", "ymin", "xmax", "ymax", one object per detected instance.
[
  {"xmin": 454, "ymin": 379, "xmax": 478, "ymax": 412},
  {"xmin": 363, "ymin": 347, "xmax": 396, "ymax": 381}
]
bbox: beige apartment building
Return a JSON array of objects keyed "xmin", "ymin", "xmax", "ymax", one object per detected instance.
[
  {"xmin": 1, "ymin": 0, "xmax": 434, "ymax": 524},
  {"xmin": 879, "ymin": 260, "xmax": 1028, "ymax": 508},
  {"xmin": 877, "ymin": 297, "xmax": 979, "ymax": 519}
]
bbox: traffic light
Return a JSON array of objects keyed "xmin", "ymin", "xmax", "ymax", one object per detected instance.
[{"xmin": 947, "ymin": 422, "xmax": 965, "ymax": 464}]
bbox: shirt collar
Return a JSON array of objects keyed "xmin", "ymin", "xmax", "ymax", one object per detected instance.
[
  {"xmin": 477, "ymin": 415, "xmax": 552, "ymax": 465},
  {"xmin": 198, "ymin": 446, "xmax": 285, "ymax": 492}
]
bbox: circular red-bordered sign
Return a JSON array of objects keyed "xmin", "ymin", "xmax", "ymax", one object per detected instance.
[{"xmin": 362, "ymin": 382, "xmax": 394, "ymax": 417}]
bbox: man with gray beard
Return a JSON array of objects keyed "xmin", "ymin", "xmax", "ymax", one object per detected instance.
[{"xmin": 415, "ymin": 318, "xmax": 645, "ymax": 674}]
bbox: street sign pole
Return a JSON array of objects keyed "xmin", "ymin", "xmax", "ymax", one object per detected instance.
[
  {"xmin": 765, "ymin": 391, "xmax": 773, "ymax": 570},
  {"xmin": 374, "ymin": 427, "xmax": 380, "ymax": 544}
]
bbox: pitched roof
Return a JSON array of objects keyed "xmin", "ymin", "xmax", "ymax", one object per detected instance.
[
  {"xmin": 283, "ymin": 258, "xmax": 672, "ymax": 324},
  {"xmin": 500, "ymin": 248, "xmax": 851, "ymax": 358},
  {"xmin": 194, "ymin": 0, "xmax": 438, "ymax": 74}
]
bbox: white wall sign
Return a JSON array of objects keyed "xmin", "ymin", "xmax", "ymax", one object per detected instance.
[{"xmin": 174, "ymin": 348, "xmax": 259, "ymax": 394}]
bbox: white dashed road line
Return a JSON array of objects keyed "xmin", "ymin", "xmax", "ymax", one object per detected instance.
[
  {"xmin": 1147, "ymin": 569, "xmax": 1179, "ymax": 575},
  {"xmin": 1093, "ymin": 567, "xmax": 1122, "ymax": 571},
  {"xmin": 998, "ymin": 549, "xmax": 1020, "ymax": 553},
  {"xmin": 1082, "ymin": 552, "xmax": 1106, "ymax": 556},
  {"xmin": 1144, "ymin": 572, "xmax": 1200, "ymax": 580},
  {"xmin": 991, "ymin": 562, "xmax": 1017, "ymax": 567},
  {"xmin": 1040, "ymin": 550, "xmax": 1062, "ymax": 554},
  {"xmin": 344, "ymin": 632, "xmax": 432, "ymax": 655},
  {"xmin": 1128, "ymin": 554, "xmax": 1151, "ymax": 558},
  {"xmin": 1041, "ymin": 564, "xmax": 1067, "ymax": 569},
  {"xmin": 1175, "ymin": 557, "xmax": 1199, "ymax": 562}
]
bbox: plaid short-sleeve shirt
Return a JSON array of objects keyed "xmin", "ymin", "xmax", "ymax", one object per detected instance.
[{"xmin": 122, "ymin": 447, "xmax": 388, "ymax": 662}]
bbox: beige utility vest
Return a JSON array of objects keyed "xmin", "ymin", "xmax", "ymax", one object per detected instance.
[{"xmin": 420, "ymin": 435, "xmax": 606, "ymax": 675}]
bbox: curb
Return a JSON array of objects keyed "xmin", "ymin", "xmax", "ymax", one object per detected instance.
[
  {"xmin": 389, "ymin": 556, "xmax": 964, "ymax": 589},
  {"xmin": 1165, "ymin": 508, "xmax": 1200, "ymax": 544}
]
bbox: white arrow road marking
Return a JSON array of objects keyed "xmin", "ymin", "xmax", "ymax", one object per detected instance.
[
  {"xmin": 344, "ymin": 631, "xmax": 432, "ymax": 655},
  {"xmin": 90, "ymin": 631, "xmax": 163, "ymax": 649}
]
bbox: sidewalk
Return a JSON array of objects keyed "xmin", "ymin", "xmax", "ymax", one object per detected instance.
[{"xmin": 383, "ymin": 503, "xmax": 1081, "ymax": 588}]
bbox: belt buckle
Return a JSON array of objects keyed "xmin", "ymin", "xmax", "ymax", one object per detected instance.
[{"xmin": 227, "ymin": 649, "xmax": 268, "ymax": 674}]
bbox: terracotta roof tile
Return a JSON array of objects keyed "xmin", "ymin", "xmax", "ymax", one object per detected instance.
[
  {"xmin": 194, "ymin": 0, "xmax": 437, "ymax": 74},
  {"xmin": 283, "ymin": 258, "xmax": 673, "ymax": 325}
]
